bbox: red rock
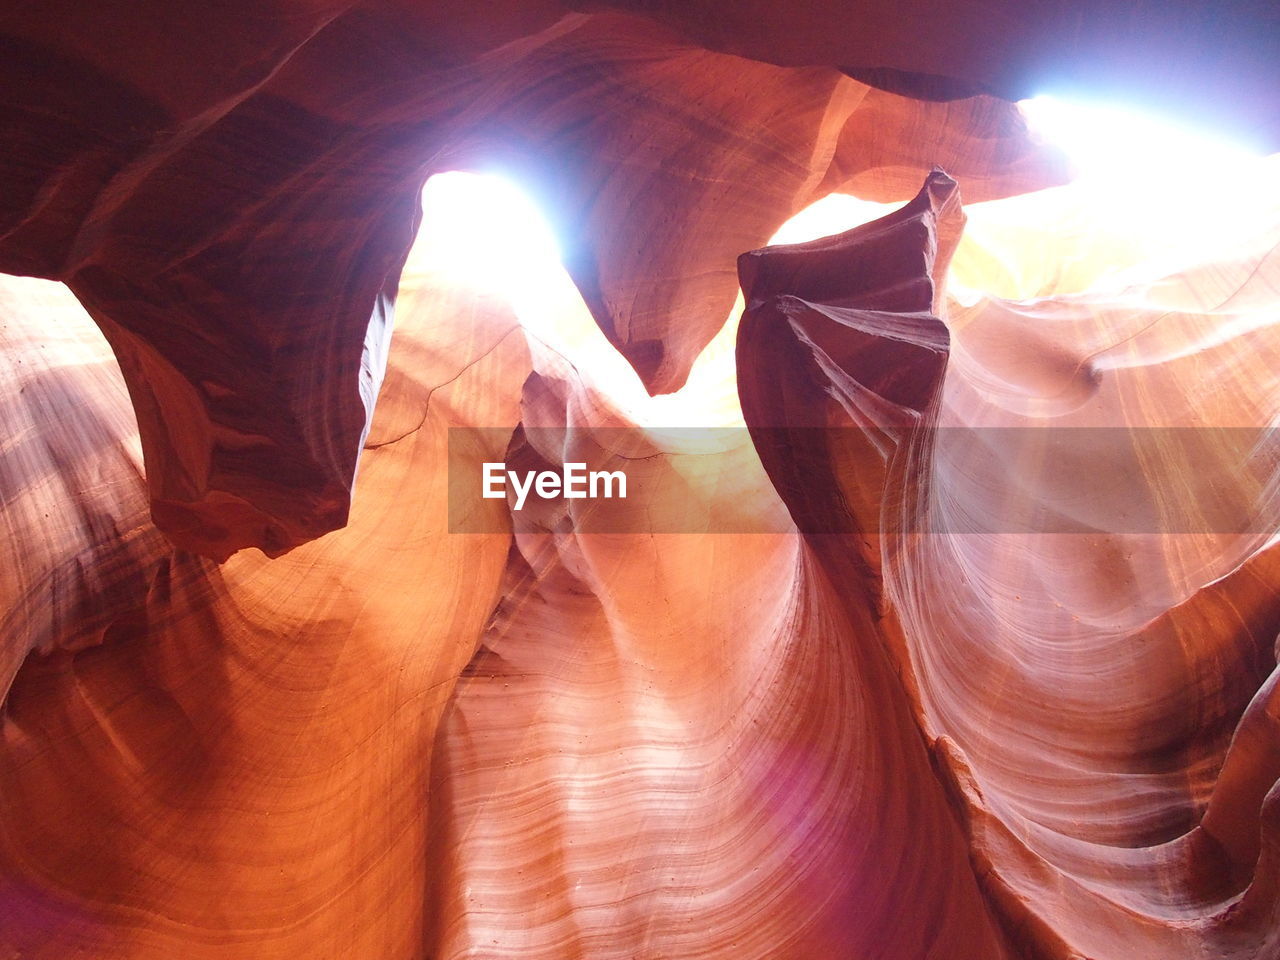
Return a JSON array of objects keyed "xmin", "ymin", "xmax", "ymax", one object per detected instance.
[{"xmin": 2, "ymin": 5, "xmax": 1280, "ymax": 959}]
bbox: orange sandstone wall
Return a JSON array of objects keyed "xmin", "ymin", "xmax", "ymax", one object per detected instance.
[{"xmin": 2, "ymin": 4, "xmax": 1280, "ymax": 959}]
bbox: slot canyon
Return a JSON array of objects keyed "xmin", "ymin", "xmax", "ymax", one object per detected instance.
[{"xmin": 2, "ymin": 2, "xmax": 1280, "ymax": 958}]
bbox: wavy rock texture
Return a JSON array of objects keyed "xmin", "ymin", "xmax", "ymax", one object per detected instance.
[
  {"xmin": 738, "ymin": 167, "xmax": 1280, "ymax": 958},
  {"xmin": 0, "ymin": 276, "xmax": 162, "ymax": 701},
  {"xmin": 5, "ymin": 155, "xmax": 1280, "ymax": 957},
  {"xmin": 0, "ymin": 270, "xmax": 531, "ymax": 956},
  {"xmin": 5, "ymin": 0, "xmax": 1097, "ymax": 557},
  {"xmin": 428, "ymin": 343, "xmax": 1012, "ymax": 958},
  {"xmin": 4, "ymin": 4, "xmax": 1280, "ymax": 959}
]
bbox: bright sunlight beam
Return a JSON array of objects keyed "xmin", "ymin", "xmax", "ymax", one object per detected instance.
[
  {"xmin": 403, "ymin": 101, "xmax": 1274, "ymax": 422},
  {"xmin": 405, "ymin": 171, "xmax": 743, "ymax": 425},
  {"xmin": 1018, "ymin": 95, "xmax": 1262, "ymax": 183}
]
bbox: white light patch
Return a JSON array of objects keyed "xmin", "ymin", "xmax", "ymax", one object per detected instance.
[
  {"xmin": 410, "ymin": 172, "xmax": 614, "ymax": 386},
  {"xmin": 410, "ymin": 171, "xmax": 564, "ymax": 311},
  {"xmin": 1002, "ymin": 95, "xmax": 1276, "ymax": 296},
  {"xmin": 405, "ymin": 171, "xmax": 744, "ymax": 425},
  {"xmin": 768, "ymin": 193, "xmax": 894, "ymax": 246},
  {"xmin": 1019, "ymin": 95, "xmax": 1261, "ymax": 182}
]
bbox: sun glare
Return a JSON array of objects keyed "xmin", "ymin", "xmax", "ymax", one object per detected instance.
[
  {"xmin": 950, "ymin": 95, "xmax": 1277, "ymax": 299},
  {"xmin": 406, "ymin": 171, "xmax": 742, "ymax": 424},
  {"xmin": 409, "ymin": 171, "xmax": 563, "ymax": 307},
  {"xmin": 1018, "ymin": 94, "xmax": 1262, "ymax": 181},
  {"xmin": 767, "ymin": 193, "xmax": 893, "ymax": 246},
  {"xmin": 405, "ymin": 101, "xmax": 1272, "ymax": 415}
]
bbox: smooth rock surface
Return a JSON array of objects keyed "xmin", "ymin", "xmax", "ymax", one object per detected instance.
[{"xmin": 3, "ymin": 5, "xmax": 1280, "ymax": 958}]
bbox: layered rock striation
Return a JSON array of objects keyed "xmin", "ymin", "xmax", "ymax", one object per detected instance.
[{"xmin": 3, "ymin": 4, "xmax": 1280, "ymax": 958}]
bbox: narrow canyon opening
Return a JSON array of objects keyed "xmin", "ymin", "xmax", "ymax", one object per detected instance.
[{"xmin": 3, "ymin": 12, "xmax": 1280, "ymax": 960}]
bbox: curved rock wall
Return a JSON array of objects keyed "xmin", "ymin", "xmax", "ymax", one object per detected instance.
[{"xmin": 3, "ymin": 4, "xmax": 1280, "ymax": 958}]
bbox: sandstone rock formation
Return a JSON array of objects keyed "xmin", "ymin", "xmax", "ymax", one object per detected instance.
[
  {"xmin": 3, "ymin": 3, "xmax": 1280, "ymax": 959},
  {"xmin": 739, "ymin": 167, "xmax": 1280, "ymax": 959}
]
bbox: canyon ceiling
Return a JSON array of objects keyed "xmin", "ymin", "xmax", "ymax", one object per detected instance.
[{"xmin": 2, "ymin": 1, "xmax": 1280, "ymax": 958}]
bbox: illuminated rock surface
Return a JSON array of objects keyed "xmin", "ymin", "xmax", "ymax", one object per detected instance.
[
  {"xmin": 739, "ymin": 168, "xmax": 1280, "ymax": 959},
  {"xmin": 3, "ymin": 4, "xmax": 1280, "ymax": 959},
  {"xmin": 19, "ymin": 0, "xmax": 1280, "ymax": 555}
]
